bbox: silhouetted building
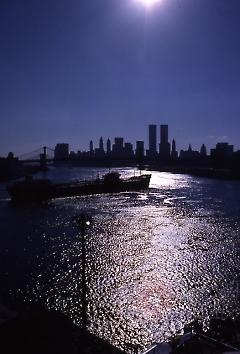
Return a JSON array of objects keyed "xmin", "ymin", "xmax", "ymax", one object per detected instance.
[
  {"xmin": 179, "ymin": 144, "xmax": 200, "ymax": 161},
  {"xmin": 112, "ymin": 137, "xmax": 124, "ymax": 158},
  {"xmin": 69, "ymin": 151, "xmax": 77, "ymax": 160},
  {"xmin": 40, "ymin": 146, "xmax": 47, "ymax": 170},
  {"xmin": 7, "ymin": 152, "xmax": 14, "ymax": 159},
  {"xmin": 99, "ymin": 137, "xmax": 104, "ymax": 152},
  {"xmin": 0, "ymin": 152, "xmax": 20, "ymax": 181},
  {"xmin": 161, "ymin": 124, "xmax": 168, "ymax": 143},
  {"xmin": 124, "ymin": 142, "xmax": 134, "ymax": 158},
  {"xmin": 159, "ymin": 124, "xmax": 170, "ymax": 160},
  {"xmin": 200, "ymin": 144, "xmax": 207, "ymax": 157},
  {"xmin": 89, "ymin": 140, "xmax": 94, "ymax": 156},
  {"xmin": 171, "ymin": 139, "xmax": 178, "ymax": 160},
  {"xmin": 89, "ymin": 140, "xmax": 93, "ymax": 152},
  {"xmin": 136, "ymin": 141, "xmax": 144, "ymax": 160},
  {"xmin": 106, "ymin": 138, "xmax": 111, "ymax": 156},
  {"xmin": 54, "ymin": 143, "xmax": 69, "ymax": 160},
  {"xmin": 211, "ymin": 142, "xmax": 234, "ymax": 159},
  {"xmin": 148, "ymin": 124, "xmax": 157, "ymax": 158}
]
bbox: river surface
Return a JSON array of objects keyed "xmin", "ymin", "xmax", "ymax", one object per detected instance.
[{"xmin": 1, "ymin": 167, "xmax": 240, "ymax": 351}]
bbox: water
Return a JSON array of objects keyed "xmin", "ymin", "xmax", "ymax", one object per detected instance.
[{"xmin": 1, "ymin": 167, "xmax": 240, "ymax": 351}]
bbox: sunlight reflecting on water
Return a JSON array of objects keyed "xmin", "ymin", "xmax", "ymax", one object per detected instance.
[
  {"xmin": 149, "ymin": 171, "xmax": 192, "ymax": 190},
  {"xmin": 1, "ymin": 169, "xmax": 240, "ymax": 352}
]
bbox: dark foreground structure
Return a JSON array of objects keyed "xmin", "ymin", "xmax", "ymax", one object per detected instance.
[
  {"xmin": 144, "ymin": 318, "xmax": 240, "ymax": 354},
  {"xmin": 0, "ymin": 304, "xmax": 124, "ymax": 354},
  {"xmin": 7, "ymin": 172, "xmax": 151, "ymax": 202}
]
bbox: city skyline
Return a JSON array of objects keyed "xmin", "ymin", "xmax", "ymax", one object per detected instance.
[
  {"xmin": 1, "ymin": 0, "xmax": 240, "ymax": 155},
  {"xmin": 54, "ymin": 123, "xmax": 237, "ymax": 161},
  {"xmin": 0, "ymin": 122, "xmax": 239, "ymax": 159}
]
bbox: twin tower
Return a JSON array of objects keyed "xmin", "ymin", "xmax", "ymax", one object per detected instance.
[{"xmin": 148, "ymin": 124, "xmax": 176, "ymax": 160}]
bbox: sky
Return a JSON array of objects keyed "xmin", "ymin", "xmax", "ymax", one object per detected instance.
[{"xmin": 0, "ymin": 0, "xmax": 240, "ymax": 156}]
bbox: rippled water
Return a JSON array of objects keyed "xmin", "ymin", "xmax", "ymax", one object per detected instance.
[{"xmin": 1, "ymin": 167, "xmax": 240, "ymax": 351}]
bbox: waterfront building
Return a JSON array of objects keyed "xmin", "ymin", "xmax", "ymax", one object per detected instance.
[
  {"xmin": 0, "ymin": 153, "xmax": 19, "ymax": 181},
  {"xmin": 99, "ymin": 137, "xmax": 104, "ymax": 152},
  {"xmin": 89, "ymin": 140, "xmax": 94, "ymax": 157},
  {"xmin": 54, "ymin": 143, "xmax": 69, "ymax": 161},
  {"xmin": 136, "ymin": 141, "xmax": 144, "ymax": 160},
  {"xmin": 179, "ymin": 144, "xmax": 200, "ymax": 161},
  {"xmin": 171, "ymin": 139, "xmax": 178, "ymax": 160},
  {"xmin": 159, "ymin": 124, "xmax": 170, "ymax": 160},
  {"xmin": 106, "ymin": 138, "xmax": 111, "ymax": 156},
  {"xmin": 148, "ymin": 124, "xmax": 157, "ymax": 158},
  {"xmin": 211, "ymin": 142, "xmax": 234, "ymax": 159},
  {"xmin": 124, "ymin": 142, "xmax": 134, "ymax": 158},
  {"xmin": 112, "ymin": 137, "xmax": 124, "ymax": 158},
  {"xmin": 200, "ymin": 144, "xmax": 207, "ymax": 157},
  {"xmin": 160, "ymin": 124, "xmax": 168, "ymax": 143},
  {"xmin": 90, "ymin": 140, "xmax": 93, "ymax": 151}
]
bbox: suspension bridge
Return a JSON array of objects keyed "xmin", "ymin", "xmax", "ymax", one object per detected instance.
[{"xmin": 18, "ymin": 146, "xmax": 55, "ymax": 168}]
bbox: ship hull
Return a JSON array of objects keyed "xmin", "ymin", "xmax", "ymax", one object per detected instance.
[{"xmin": 7, "ymin": 174, "xmax": 151, "ymax": 202}]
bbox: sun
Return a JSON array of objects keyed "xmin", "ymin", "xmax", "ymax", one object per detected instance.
[{"xmin": 135, "ymin": 0, "xmax": 162, "ymax": 7}]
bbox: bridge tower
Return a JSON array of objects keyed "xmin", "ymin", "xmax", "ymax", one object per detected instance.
[{"xmin": 40, "ymin": 146, "xmax": 47, "ymax": 170}]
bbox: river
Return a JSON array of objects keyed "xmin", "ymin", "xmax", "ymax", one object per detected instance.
[{"xmin": 0, "ymin": 166, "xmax": 240, "ymax": 351}]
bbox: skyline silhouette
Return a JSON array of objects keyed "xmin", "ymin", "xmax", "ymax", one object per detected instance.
[{"xmin": 0, "ymin": 122, "xmax": 239, "ymax": 161}]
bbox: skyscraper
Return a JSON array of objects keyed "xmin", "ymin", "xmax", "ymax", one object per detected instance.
[
  {"xmin": 54, "ymin": 143, "xmax": 69, "ymax": 161},
  {"xmin": 90, "ymin": 140, "xmax": 93, "ymax": 152},
  {"xmin": 112, "ymin": 137, "xmax": 124, "ymax": 158},
  {"xmin": 106, "ymin": 138, "xmax": 111, "ymax": 155},
  {"xmin": 160, "ymin": 124, "xmax": 168, "ymax": 143},
  {"xmin": 89, "ymin": 140, "xmax": 94, "ymax": 157},
  {"xmin": 159, "ymin": 124, "xmax": 170, "ymax": 160},
  {"xmin": 136, "ymin": 141, "xmax": 144, "ymax": 160},
  {"xmin": 171, "ymin": 139, "xmax": 178, "ymax": 160},
  {"xmin": 99, "ymin": 137, "xmax": 104, "ymax": 152},
  {"xmin": 148, "ymin": 124, "xmax": 157, "ymax": 158}
]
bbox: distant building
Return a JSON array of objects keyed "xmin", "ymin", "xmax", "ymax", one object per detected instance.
[
  {"xmin": 94, "ymin": 137, "xmax": 105, "ymax": 158},
  {"xmin": 136, "ymin": 141, "xmax": 144, "ymax": 160},
  {"xmin": 89, "ymin": 140, "xmax": 93, "ymax": 153},
  {"xmin": 99, "ymin": 137, "xmax": 104, "ymax": 152},
  {"xmin": 179, "ymin": 144, "xmax": 200, "ymax": 160},
  {"xmin": 200, "ymin": 144, "xmax": 207, "ymax": 157},
  {"xmin": 124, "ymin": 142, "xmax": 134, "ymax": 158},
  {"xmin": 159, "ymin": 124, "xmax": 170, "ymax": 160},
  {"xmin": 211, "ymin": 142, "xmax": 234, "ymax": 159},
  {"xmin": 171, "ymin": 139, "xmax": 178, "ymax": 160},
  {"xmin": 54, "ymin": 143, "xmax": 69, "ymax": 160},
  {"xmin": 0, "ymin": 152, "xmax": 19, "ymax": 181},
  {"xmin": 148, "ymin": 124, "xmax": 157, "ymax": 158},
  {"xmin": 112, "ymin": 137, "xmax": 124, "ymax": 158},
  {"xmin": 106, "ymin": 138, "xmax": 111, "ymax": 156},
  {"xmin": 89, "ymin": 140, "xmax": 94, "ymax": 156}
]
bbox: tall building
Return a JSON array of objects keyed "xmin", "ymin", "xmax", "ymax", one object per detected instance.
[
  {"xmin": 95, "ymin": 137, "xmax": 105, "ymax": 158},
  {"xmin": 159, "ymin": 125, "xmax": 170, "ymax": 160},
  {"xmin": 106, "ymin": 138, "xmax": 111, "ymax": 155},
  {"xmin": 112, "ymin": 137, "xmax": 124, "ymax": 158},
  {"xmin": 171, "ymin": 139, "xmax": 178, "ymax": 160},
  {"xmin": 136, "ymin": 141, "xmax": 144, "ymax": 160},
  {"xmin": 54, "ymin": 143, "xmax": 69, "ymax": 160},
  {"xmin": 99, "ymin": 137, "xmax": 104, "ymax": 152},
  {"xmin": 89, "ymin": 140, "xmax": 94, "ymax": 157},
  {"xmin": 90, "ymin": 140, "xmax": 93, "ymax": 151},
  {"xmin": 200, "ymin": 144, "xmax": 207, "ymax": 157},
  {"xmin": 160, "ymin": 124, "xmax": 168, "ymax": 143},
  {"xmin": 211, "ymin": 142, "xmax": 234, "ymax": 159},
  {"xmin": 148, "ymin": 124, "xmax": 157, "ymax": 158}
]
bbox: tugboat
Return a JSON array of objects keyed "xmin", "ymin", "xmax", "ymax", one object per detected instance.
[{"xmin": 7, "ymin": 172, "xmax": 151, "ymax": 202}]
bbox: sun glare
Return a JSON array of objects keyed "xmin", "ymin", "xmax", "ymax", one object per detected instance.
[{"xmin": 135, "ymin": 0, "xmax": 161, "ymax": 7}]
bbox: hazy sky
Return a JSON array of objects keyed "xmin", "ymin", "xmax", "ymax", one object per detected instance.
[{"xmin": 1, "ymin": 0, "xmax": 240, "ymax": 156}]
